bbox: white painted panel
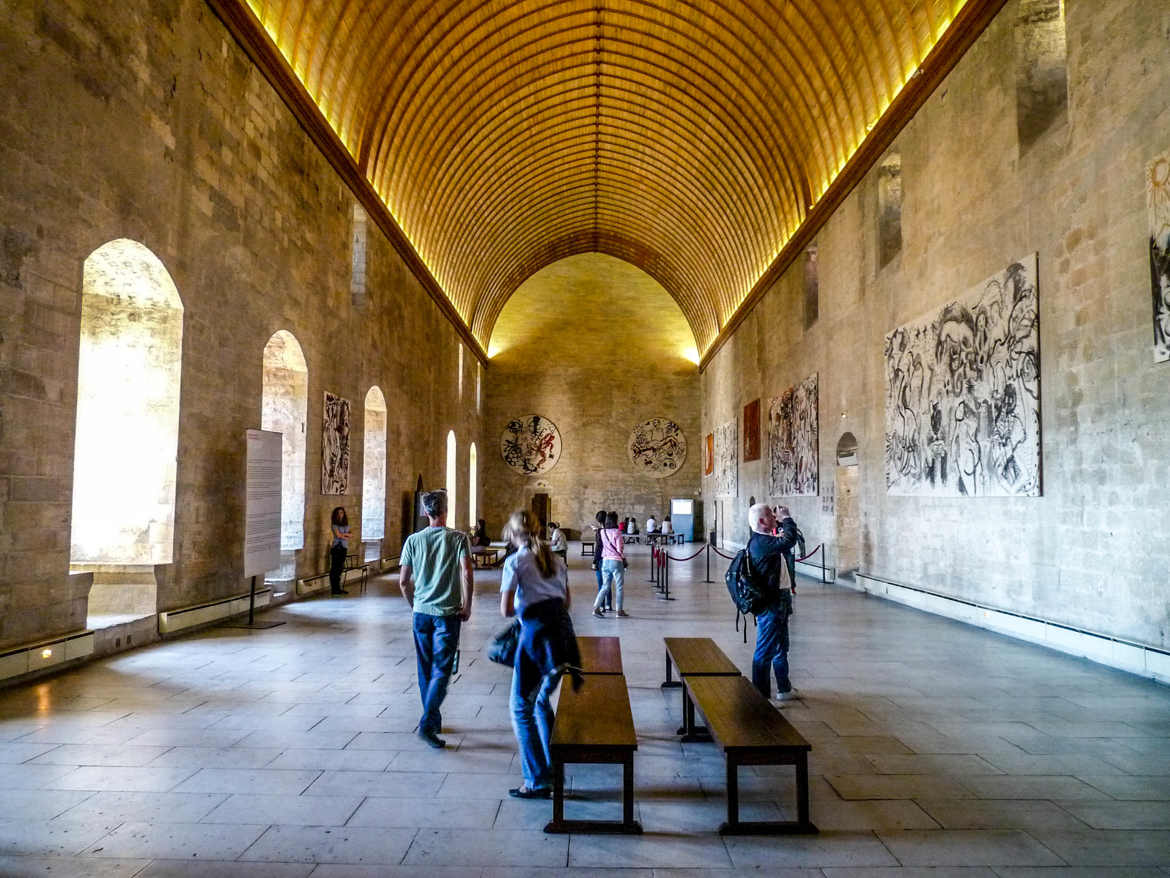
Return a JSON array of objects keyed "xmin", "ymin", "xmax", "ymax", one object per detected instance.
[
  {"xmin": 65, "ymin": 634, "xmax": 95, "ymax": 660},
  {"xmin": 0, "ymin": 651, "xmax": 29, "ymax": 681}
]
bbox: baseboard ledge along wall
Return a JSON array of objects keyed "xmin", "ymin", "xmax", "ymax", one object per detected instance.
[{"xmin": 855, "ymin": 571, "xmax": 1170, "ymax": 685}]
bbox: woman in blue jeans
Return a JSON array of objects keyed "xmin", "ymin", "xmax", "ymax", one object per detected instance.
[{"xmin": 499, "ymin": 508, "xmax": 572, "ymax": 798}]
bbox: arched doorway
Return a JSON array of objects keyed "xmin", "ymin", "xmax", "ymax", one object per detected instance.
[
  {"xmin": 362, "ymin": 386, "xmax": 387, "ymax": 561},
  {"xmin": 71, "ymin": 239, "xmax": 183, "ymax": 627},
  {"xmin": 261, "ymin": 330, "xmax": 308, "ymax": 581},
  {"xmin": 835, "ymin": 432, "xmax": 860, "ymax": 579}
]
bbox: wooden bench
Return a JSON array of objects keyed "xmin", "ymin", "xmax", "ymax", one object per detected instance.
[
  {"xmin": 685, "ymin": 674, "xmax": 816, "ymax": 835},
  {"xmin": 577, "ymin": 636, "xmax": 622, "ymax": 674},
  {"xmin": 662, "ymin": 637, "xmax": 741, "ymax": 742},
  {"xmin": 581, "ymin": 539, "xmax": 594, "ymax": 557},
  {"xmin": 471, "ymin": 546, "xmax": 503, "ymax": 569},
  {"xmin": 546, "ymin": 673, "xmax": 642, "ymax": 834}
]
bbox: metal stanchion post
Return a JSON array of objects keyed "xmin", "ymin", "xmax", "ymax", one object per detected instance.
[
  {"xmin": 703, "ymin": 542, "xmax": 714, "ymax": 583},
  {"xmin": 648, "ymin": 544, "xmax": 658, "ymax": 583}
]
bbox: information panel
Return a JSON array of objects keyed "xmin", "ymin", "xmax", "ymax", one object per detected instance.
[{"xmin": 245, "ymin": 429, "xmax": 282, "ymax": 579}]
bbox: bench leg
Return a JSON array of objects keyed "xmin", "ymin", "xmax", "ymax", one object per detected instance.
[
  {"xmin": 622, "ymin": 756, "xmax": 641, "ymax": 831},
  {"xmin": 551, "ymin": 760, "xmax": 566, "ymax": 830},
  {"xmin": 679, "ymin": 689, "xmax": 712, "ymax": 742},
  {"xmin": 661, "ymin": 652, "xmax": 681, "ymax": 689},
  {"xmin": 796, "ymin": 752, "xmax": 810, "ymax": 828},
  {"xmin": 725, "ymin": 755, "xmax": 739, "ymax": 829}
]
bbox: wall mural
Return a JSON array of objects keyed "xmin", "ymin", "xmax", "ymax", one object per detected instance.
[
  {"xmin": 627, "ymin": 418, "xmax": 687, "ymax": 478},
  {"xmin": 1149, "ymin": 150, "xmax": 1170, "ymax": 363},
  {"xmin": 714, "ymin": 419, "xmax": 738, "ymax": 497},
  {"xmin": 500, "ymin": 414, "xmax": 562, "ymax": 475},
  {"xmin": 322, "ymin": 391, "xmax": 351, "ymax": 495},
  {"xmin": 742, "ymin": 399, "xmax": 761, "ymax": 462},
  {"xmin": 767, "ymin": 374, "xmax": 819, "ymax": 496},
  {"xmin": 884, "ymin": 253, "xmax": 1041, "ymax": 497},
  {"xmin": 704, "ymin": 432, "xmax": 714, "ymax": 475}
]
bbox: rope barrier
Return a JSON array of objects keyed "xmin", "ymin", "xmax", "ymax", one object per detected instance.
[
  {"xmin": 709, "ymin": 544, "xmax": 736, "ymax": 560},
  {"xmin": 796, "ymin": 543, "xmax": 824, "ymax": 563},
  {"xmin": 663, "ymin": 545, "xmax": 708, "ymax": 563}
]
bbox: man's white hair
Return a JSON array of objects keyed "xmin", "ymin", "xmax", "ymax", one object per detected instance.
[{"xmin": 748, "ymin": 502, "xmax": 771, "ymax": 533}]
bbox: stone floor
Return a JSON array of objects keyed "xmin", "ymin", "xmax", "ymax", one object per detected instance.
[{"xmin": 3, "ymin": 543, "xmax": 1170, "ymax": 876}]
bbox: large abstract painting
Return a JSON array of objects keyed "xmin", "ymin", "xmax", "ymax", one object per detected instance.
[
  {"xmin": 628, "ymin": 418, "xmax": 687, "ymax": 478},
  {"xmin": 742, "ymin": 399, "xmax": 761, "ymax": 462},
  {"xmin": 767, "ymin": 374, "xmax": 819, "ymax": 496},
  {"xmin": 714, "ymin": 420, "xmax": 738, "ymax": 497},
  {"xmin": 501, "ymin": 414, "xmax": 562, "ymax": 475},
  {"xmin": 885, "ymin": 254, "xmax": 1041, "ymax": 497},
  {"xmin": 1149, "ymin": 150, "xmax": 1170, "ymax": 363},
  {"xmin": 322, "ymin": 391, "xmax": 350, "ymax": 495}
]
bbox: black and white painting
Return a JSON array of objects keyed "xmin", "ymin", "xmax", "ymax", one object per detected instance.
[
  {"xmin": 628, "ymin": 418, "xmax": 686, "ymax": 478},
  {"xmin": 322, "ymin": 391, "xmax": 351, "ymax": 495},
  {"xmin": 500, "ymin": 414, "xmax": 562, "ymax": 475},
  {"xmin": 1149, "ymin": 150, "xmax": 1170, "ymax": 363},
  {"xmin": 885, "ymin": 254, "xmax": 1041, "ymax": 497},
  {"xmin": 767, "ymin": 374, "xmax": 819, "ymax": 496},
  {"xmin": 714, "ymin": 419, "xmax": 738, "ymax": 497}
]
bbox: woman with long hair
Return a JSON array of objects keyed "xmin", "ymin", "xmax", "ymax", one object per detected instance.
[
  {"xmin": 499, "ymin": 508, "xmax": 572, "ymax": 798},
  {"xmin": 592, "ymin": 510, "xmax": 628, "ymax": 617},
  {"xmin": 329, "ymin": 506, "xmax": 351, "ymax": 595},
  {"xmin": 590, "ymin": 509, "xmax": 610, "ymax": 612}
]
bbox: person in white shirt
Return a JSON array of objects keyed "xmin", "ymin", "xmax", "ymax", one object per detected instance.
[
  {"xmin": 547, "ymin": 521, "xmax": 567, "ymax": 559},
  {"xmin": 646, "ymin": 515, "xmax": 658, "ymax": 533},
  {"xmin": 661, "ymin": 516, "xmax": 673, "ymax": 535}
]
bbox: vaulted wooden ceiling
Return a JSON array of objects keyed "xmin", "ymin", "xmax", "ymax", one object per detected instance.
[{"xmin": 221, "ymin": 0, "xmax": 997, "ymax": 359}]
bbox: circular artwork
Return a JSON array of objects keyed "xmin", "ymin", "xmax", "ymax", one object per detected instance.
[
  {"xmin": 500, "ymin": 415, "xmax": 562, "ymax": 475},
  {"xmin": 628, "ymin": 418, "xmax": 687, "ymax": 478}
]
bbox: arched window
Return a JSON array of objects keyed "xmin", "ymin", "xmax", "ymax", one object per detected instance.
[
  {"xmin": 446, "ymin": 430, "xmax": 457, "ymax": 525},
  {"xmin": 362, "ymin": 386, "xmax": 387, "ymax": 544},
  {"xmin": 262, "ymin": 331, "xmax": 308, "ymax": 578},
  {"xmin": 468, "ymin": 442, "xmax": 478, "ymax": 528},
  {"xmin": 72, "ymin": 240, "xmax": 183, "ymax": 623}
]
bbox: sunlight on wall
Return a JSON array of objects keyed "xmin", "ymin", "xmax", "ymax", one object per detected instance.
[
  {"xmin": 71, "ymin": 239, "xmax": 183, "ymax": 567},
  {"xmin": 362, "ymin": 386, "xmax": 387, "ymax": 539},
  {"xmin": 261, "ymin": 330, "xmax": 308, "ymax": 552},
  {"xmin": 446, "ymin": 430, "xmax": 457, "ymax": 526}
]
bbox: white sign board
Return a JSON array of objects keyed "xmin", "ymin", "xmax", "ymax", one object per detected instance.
[{"xmin": 245, "ymin": 429, "xmax": 283, "ymax": 579}]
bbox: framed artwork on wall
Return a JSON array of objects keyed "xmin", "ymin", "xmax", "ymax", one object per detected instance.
[
  {"xmin": 322, "ymin": 391, "xmax": 350, "ymax": 495},
  {"xmin": 743, "ymin": 398, "xmax": 760, "ymax": 462},
  {"xmin": 1148, "ymin": 150, "xmax": 1170, "ymax": 363},
  {"xmin": 767, "ymin": 374, "xmax": 819, "ymax": 496},
  {"xmin": 704, "ymin": 432, "xmax": 714, "ymax": 475}
]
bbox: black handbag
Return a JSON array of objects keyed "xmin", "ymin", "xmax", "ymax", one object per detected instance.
[{"xmin": 488, "ymin": 618, "xmax": 521, "ymax": 667}]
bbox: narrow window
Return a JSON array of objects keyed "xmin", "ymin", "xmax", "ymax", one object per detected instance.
[
  {"xmin": 468, "ymin": 443, "xmax": 478, "ymax": 528},
  {"xmin": 351, "ymin": 202, "xmax": 368, "ymax": 306},
  {"xmin": 1014, "ymin": 0, "xmax": 1068, "ymax": 152},
  {"xmin": 446, "ymin": 430, "xmax": 457, "ymax": 525},
  {"xmin": 803, "ymin": 245, "xmax": 819, "ymax": 330},
  {"xmin": 72, "ymin": 240, "xmax": 183, "ymax": 625},
  {"xmin": 262, "ymin": 330, "xmax": 308, "ymax": 581},
  {"xmin": 362, "ymin": 386, "xmax": 388, "ymax": 553},
  {"xmin": 877, "ymin": 152, "xmax": 903, "ymax": 268}
]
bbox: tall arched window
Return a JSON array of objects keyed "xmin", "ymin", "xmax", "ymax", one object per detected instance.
[
  {"xmin": 262, "ymin": 331, "xmax": 308, "ymax": 579},
  {"xmin": 362, "ymin": 386, "xmax": 387, "ymax": 547},
  {"xmin": 446, "ymin": 430, "xmax": 457, "ymax": 526},
  {"xmin": 72, "ymin": 240, "xmax": 183, "ymax": 623},
  {"xmin": 468, "ymin": 442, "xmax": 478, "ymax": 528}
]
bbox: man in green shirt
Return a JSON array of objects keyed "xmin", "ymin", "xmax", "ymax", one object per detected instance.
[{"xmin": 399, "ymin": 490, "xmax": 474, "ymax": 749}]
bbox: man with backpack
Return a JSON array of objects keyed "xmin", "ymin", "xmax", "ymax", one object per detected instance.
[{"xmin": 747, "ymin": 502, "xmax": 799, "ymax": 702}]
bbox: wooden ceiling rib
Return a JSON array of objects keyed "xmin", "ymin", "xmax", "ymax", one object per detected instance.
[{"xmin": 228, "ymin": 0, "xmax": 997, "ymax": 357}]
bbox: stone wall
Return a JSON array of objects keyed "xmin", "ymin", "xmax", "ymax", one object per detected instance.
[
  {"xmin": 482, "ymin": 254, "xmax": 701, "ymax": 539},
  {"xmin": 0, "ymin": 0, "xmax": 483, "ymax": 650},
  {"xmin": 702, "ymin": 0, "xmax": 1170, "ymax": 646}
]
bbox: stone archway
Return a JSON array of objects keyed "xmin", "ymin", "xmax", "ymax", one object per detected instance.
[{"xmin": 834, "ymin": 432, "xmax": 860, "ymax": 579}]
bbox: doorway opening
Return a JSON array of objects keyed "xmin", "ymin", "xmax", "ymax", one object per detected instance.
[
  {"xmin": 261, "ymin": 330, "xmax": 308, "ymax": 583},
  {"xmin": 835, "ymin": 432, "xmax": 860, "ymax": 580}
]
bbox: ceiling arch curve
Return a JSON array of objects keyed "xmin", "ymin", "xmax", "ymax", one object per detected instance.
[{"xmin": 236, "ymin": 0, "xmax": 981, "ymax": 354}]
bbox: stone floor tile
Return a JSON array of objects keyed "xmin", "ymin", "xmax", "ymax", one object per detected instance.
[
  {"xmin": 1076, "ymin": 775, "xmax": 1170, "ymax": 800},
  {"xmin": 875, "ymin": 829, "xmax": 1064, "ymax": 866},
  {"xmin": 82, "ymin": 820, "xmax": 268, "ymax": 860},
  {"xmin": 265, "ymin": 747, "xmax": 395, "ymax": 771},
  {"xmin": 0, "ymin": 741, "xmax": 61, "ymax": 763},
  {"xmin": 56, "ymin": 790, "xmax": 226, "ymax": 826},
  {"xmin": 310, "ymin": 867, "xmax": 482, "ymax": 878},
  {"xmin": 0, "ymin": 855, "xmax": 150, "ymax": 877},
  {"xmin": 0, "ymin": 818, "xmax": 115, "ymax": 857},
  {"xmin": 959, "ymin": 775, "xmax": 1109, "ymax": 800},
  {"xmin": 1029, "ymin": 830, "xmax": 1170, "ymax": 866},
  {"xmin": 202, "ymin": 792, "xmax": 363, "ymax": 825},
  {"xmin": 146, "ymin": 746, "xmax": 285, "ymax": 769},
  {"xmin": 865, "ymin": 754, "xmax": 1002, "ymax": 774},
  {"xmin": 172, "ymin": 767, "xmax": 320, "ymax": 795},
  {"xmin": 821, "ymin": 869, "xmax": 998, "ymax": 878},
  {"xmin": 50, "ymin": 765, "xmax": 200, "ymax": 793},
  {"xmin": 404, "ymin": 828, "xmax": 566, "ymax": 867},
  {"xmin": 238, "ymin": 824, "xmax": 416, "ymax": 864},
  {"xmin": 1056, "ymin": 800, "xmax": 1170, "ymax": 830},
  {"xmin": 0, "ymin": 788, "xmax": 95, "ymax": 821},
  {"xmin": 133, "ymin": 859, "xmax": 315, "ymax": 877},
  {"xmin": 992, "ymin": 867, "xmax": 1165, "ymax": 877},
  {"xmin": 348, "ymin": 794, "xmax": 500, "ymax": 828},
  {"xmin": 566, "ymin": 832, "xmax": 733, "ymax": 869},
  {"xmin": 723, "ymin": 830, "xmax": 899, "ymax": 868},
  {"xmin": 825, "ymin": 774, "xmax": 977, "ymax": 800},
  {"xmin": 914, "ymin": 798, "xmax": 1088, "ymax": 831}
]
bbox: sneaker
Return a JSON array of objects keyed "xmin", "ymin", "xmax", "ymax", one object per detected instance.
[
  {"xmin": 417, "ymin": 729, "xmax": 447, "ymax": 749},
  {"xmin": 592, "ymin": 608, "xmax": 605, "ymax": 618},
  {"xmin": 616, "ymin": 610, "xmax": 629, "ymax": 617},
  {"xmin": 773, "ymin": 688, "xmax": 801, "ymax": 703},
  {"xmin": 508, "ymin": 785, "xmax": 551, "ymax": 799}
]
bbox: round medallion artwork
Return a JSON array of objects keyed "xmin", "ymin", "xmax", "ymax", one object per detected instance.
[
  {"xmin": 500, "ymin": 414, "xmax": 562, "ymax": 475},
  {"xmin": 627, "ymin": 418, "xmax": 687, "ymax": 478}
]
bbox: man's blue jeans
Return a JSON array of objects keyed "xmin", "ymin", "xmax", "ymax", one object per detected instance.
[
  {"xmin": 752, "ymin": 597, "xmax": 792, "ymax": 698},
  {"xmin": 413, "ymin": 612, "xmax": 461, "ymax": 735}
]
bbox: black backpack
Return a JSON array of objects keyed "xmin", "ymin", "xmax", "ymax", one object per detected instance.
[{"xmin": 726, "ymin": 546, "xmax": 771, "ymax": 641}]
